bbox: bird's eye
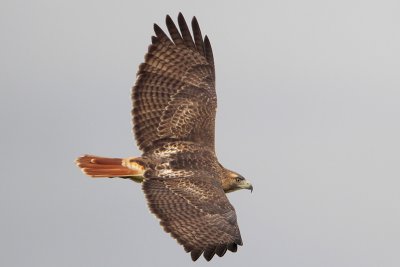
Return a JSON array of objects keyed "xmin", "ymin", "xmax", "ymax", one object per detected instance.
[{"xmin": 236, "ymin": 177, "xmax": 242, "ymax": 182}]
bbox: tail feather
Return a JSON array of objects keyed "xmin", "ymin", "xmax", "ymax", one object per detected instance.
[{"xmin": 75, "ymin": 155, "xmax": 145, "ymax": 179}]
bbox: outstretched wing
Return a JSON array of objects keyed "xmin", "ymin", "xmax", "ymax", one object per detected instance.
[
  {"xmin": 142, "ymin": 143, "xmax": 242, "ymax": 261},
  {"xmin": 132, "ymin": 13, "xmax": 216, "ymax": 152},
  {"xmin": 143, "ymin": 172, "xmax": 242, "ymax": 261}
]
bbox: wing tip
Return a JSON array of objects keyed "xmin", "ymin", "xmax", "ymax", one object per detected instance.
[
  {"xmin": 203, "ymin": 247, "xmax": 216, "ymax": 261},
  {"xmin": 187, "ymin": 242, "xmax": 241, "ymax": 261},
  {"xmin": 165, "ymin": 14, "xmax": 173, "ymax": 24},
  {"xmin": 191, "ymin": 249, "xmax": 203, "ymax": 261}
]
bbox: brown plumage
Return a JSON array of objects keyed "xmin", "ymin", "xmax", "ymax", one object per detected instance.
[{"xmin": 76, "ymin": 13, "xmax": 252, "ymax": 261}]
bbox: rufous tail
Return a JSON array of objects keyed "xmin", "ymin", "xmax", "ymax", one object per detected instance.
[{"xmin": 75, "ymin": 155, "xmax": 145, "ymax": 179}]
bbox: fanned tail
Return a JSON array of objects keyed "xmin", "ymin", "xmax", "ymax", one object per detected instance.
[{"xmin": 75, "ymin": 155, "xmax": 145, "ymax": 180}]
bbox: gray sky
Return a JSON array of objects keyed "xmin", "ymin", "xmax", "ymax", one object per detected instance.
[{"xmin": 1, "ymin": 0, "xmax": 400, "ymax": 266}]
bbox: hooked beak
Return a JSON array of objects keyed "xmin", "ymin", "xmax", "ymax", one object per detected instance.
[{"xmin": 239, "ymin": 180, "xmax": 253, "ymax": 193}]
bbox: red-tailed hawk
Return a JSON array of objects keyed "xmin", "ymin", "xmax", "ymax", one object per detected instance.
[{"xmin": 76, "ymin": 13, "xmax": 253, "ymax": 261}]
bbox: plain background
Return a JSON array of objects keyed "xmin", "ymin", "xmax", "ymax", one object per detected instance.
[{"xmin": 1, "ymin": 0, "xmax": 399, "ymax": 266}]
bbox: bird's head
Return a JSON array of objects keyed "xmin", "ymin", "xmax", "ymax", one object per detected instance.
[{"xmin": 222, "ymin": 169, "xmax": 253, "ymax": 193}]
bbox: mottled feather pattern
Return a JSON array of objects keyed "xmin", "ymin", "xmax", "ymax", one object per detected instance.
[
  {"xmin": 158, "ymin": 87, "xmax": 216, "ymax": 142},
  {"xmin": 141, "ymin": 141, "xmax": 243, "ymax": 261},
  {"xmin": 131, "ymin": 13, "xmax": 243, "ymax": 261},
  {"xmin": 143, "ymin": 177, "xmax": 242, "ymax": 261},
  {"xmin": 132, "ymin": 13, "xmax": 215, "ymax": 152},
  {"xmin": 75, "ymin": 13, "xmax": 247, "ymax": 262}
]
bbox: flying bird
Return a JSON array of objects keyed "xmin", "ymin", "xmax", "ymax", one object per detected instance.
[{"xmin": 76, "ymin": 13, "xmax": 253, "ymax": 261}]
